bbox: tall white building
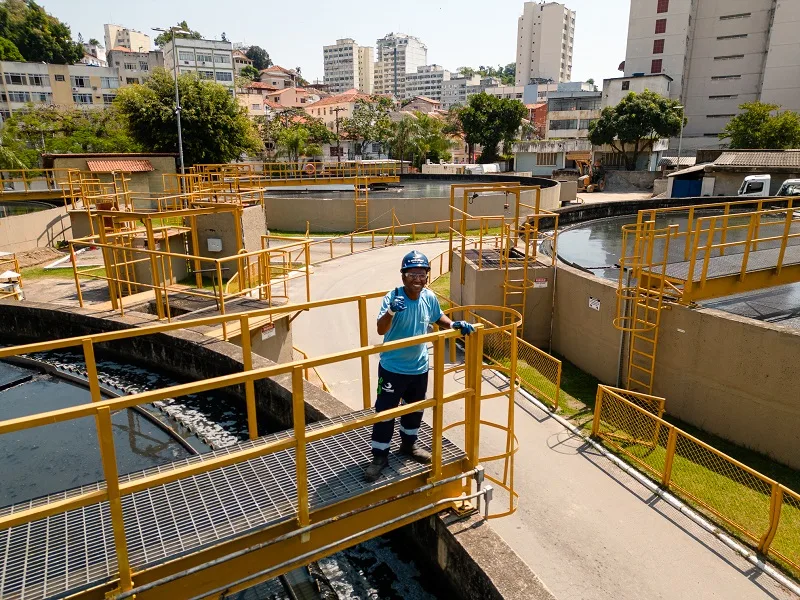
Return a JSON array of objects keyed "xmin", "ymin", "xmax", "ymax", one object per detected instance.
[
  {"xmin": 624, "ymin": 0, "xmax": 800, "ymax": 149},
  {"xmin": 404, "ymin": 65, "xmax": 451, "ymax": 101},
  {"xmin": 441, "ymin": 75, "xmax": 481, "ymax": 109},
  {"xmin": 323, "ymin": 38, "xmax": 374, "ymax": 94},
  {"xmin": 515, "ymin": 2, "xmax": 575, "ymax": 85},
  {"xmin": 374, "ymin": 33, "xmax": 428, "ymax": 97},
  {"xmin": 163, "ymin": 38, "xmax": 235, "ymax": 92},
  {"xmin": 103, "ymin": 24, "xmax": 152, "ymax": 53}
]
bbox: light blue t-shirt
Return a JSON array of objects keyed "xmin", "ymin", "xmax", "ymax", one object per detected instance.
[{"xmin": 378, "ymin": 286, "xmax": 444, "ymax": 375}]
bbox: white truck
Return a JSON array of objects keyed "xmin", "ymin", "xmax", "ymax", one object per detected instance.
[{"xmin": 738, "ymin": 176, "xmax": 800, "ymax": 197}]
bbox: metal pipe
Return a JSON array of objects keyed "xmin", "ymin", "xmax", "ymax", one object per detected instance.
[
  {"xmin": 186, "ymin": 488, "xmax": 492, "ymax": 600},
  {"xmin": 117, "ymin": 469, "xmax": 481, "ymax": 599}
]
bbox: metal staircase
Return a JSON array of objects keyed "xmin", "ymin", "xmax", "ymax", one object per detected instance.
[
  {"xmin": 502, "ymin": 222, "xmax": 535, "ymax": 328},
  {"xmin": 354, "ymin": 176, "xmax": 369, "ymax": 231}
]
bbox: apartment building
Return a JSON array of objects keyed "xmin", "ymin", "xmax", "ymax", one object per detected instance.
[
  {"xmin": 374, "ymin": 33, "xmax": 427, "ymax": 97},
  {"xmin": 515, "ymin": 1, "xmax": 576, "ymax": 85},
  {"xmin": 0, "ymin": 61, "xmax": 122, "ymax": 119},
  {"xmin": 107, "ymin": 48, "xmax": 164, "ymax": 86},
  {"xmin": 545, "ymin": 90, "xmax": 602, "ymax": 139},
  {"xmin": 404, "ymin": 65, "xmax": 450, "ymax": 101},
  {"xmin": 164, "ymin": 38, "xmax": 235, "ymax": 92},
  {"xmin": 323, "ymin": 38, "xmax": 374, "ymax": 94},
  {"xmin": 602, "ymin": 73, "xmax": 672, "ymax": 108},
  {"xmin": 104, "ymin": 24, "xmax": 152, "ymax": 53},
  {"xmin": 259, "ymin": 65, "xmax": 298, "ymax": 89},
  {"xmin": 232, "ymin": 50, "xmax": 254, "ymax": 75},
  {"xmin": 624, "ymin": 0, "xmax": 800, "ymax": 149},
  {"xmin": 441, "ymin": 75, "xmax": 481, "ymax": 109},
  {"xmin": 80, "ymin": 42, "xmax": 107, "ymax": 67}
]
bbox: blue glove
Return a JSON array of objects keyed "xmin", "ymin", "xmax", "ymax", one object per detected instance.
[
  {"xmin": 387, "ymin": 295, "xmax": 406, "ymax": 315},
  {"xmin": 452, "ymin": 321, "xmax": 475, "ymax": 335}
]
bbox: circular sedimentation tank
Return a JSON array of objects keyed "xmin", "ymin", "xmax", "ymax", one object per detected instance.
[{"xmin": 554, "ymin": 209, "xmax": 800, "ymax": 329}]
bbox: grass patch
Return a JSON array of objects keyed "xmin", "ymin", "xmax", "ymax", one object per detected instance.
[
  {"xmin": 401, "ymin": 226, "xmax": 503, "ymax": 243},
  {"xmin": 429, "ymin": 273, "xmax": 451, "ymax": 310},
  {"xmin": 21, "ymin": 266, "xmax": 106, "ymax": 280}
]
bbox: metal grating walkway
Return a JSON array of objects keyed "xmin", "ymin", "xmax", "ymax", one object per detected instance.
[
  {"xmin": 656, "ymin": 243, "xmax": 800, "ymax": 282},
  {"xmin": 0, "ymin": 410, "xmax": 464, "ymax": 600}
]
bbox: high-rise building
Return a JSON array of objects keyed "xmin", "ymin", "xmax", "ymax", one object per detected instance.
[
  {"xmin": 103, "ymin": 24, "xmax": 152, "ymax": 53},
  {"xmin": 624, "ymin": 0, "xmax": 800, "ymax": 149},
  {"xmin": 515, "ymin": 2, "xmax": 575, "ymax": 85},
  {"xmin": 323, "ymin": 38, "xmax": 374, "ymax": 94},
  {"xmin": 441, "ymin": 75, "xmax": 481, "ymax": 109},
  {"xmin": 404, "ymin": 65, "xmax": 451, "ymax": 101},
  {"xmin": 163, "ymin": 38, "xmax": 235, "ymax": 93},
  {"xmin": 374, "ymin": 33, "xmax": 428, "ymax": 97}
]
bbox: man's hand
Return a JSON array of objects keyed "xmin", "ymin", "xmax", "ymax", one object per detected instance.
[
  {"xmin": 451, "ymin": 321, "xmax": 475, "ymax": 335},
  {"xmin": 387, "ymin": 296, "xmax": 406, "ymax": 315}
]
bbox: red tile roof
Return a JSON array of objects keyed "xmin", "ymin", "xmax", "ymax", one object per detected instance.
[
  {"xmin": 86, "ymin": 159, "xmax": 154, "ymax": 173},
  {"xmin": 410, "ymin": 96, "xmax": 439, "ymax": 104},
  {"xmin": 261, "ymin": 65, "xmax": 295, "ymax": 76},
  {"xmin": 245, "ymin": 82, "xmax": 280, "ymax": 91},
  {"xmin": 306, "ymin": 89, "xmax": 370, "ymax": 108}
]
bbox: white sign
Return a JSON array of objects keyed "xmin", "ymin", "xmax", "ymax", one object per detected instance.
[
  {"xmin": 261, "ymin": 323, "xmax": 276, "ymax": 340},
  {"xmin": 534, "ymin": 278, "xmax": 548, "ymax": 289},
  {"xmin": 588, "ymin": 296, "xmax": 601, "ymax": 311}
]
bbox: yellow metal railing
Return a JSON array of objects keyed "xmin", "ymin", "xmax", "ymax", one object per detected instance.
[
  {"xmin": 0, "ymin": 292, "xmax": 488, "ymax": 595},
  {"xmin": 0, "ymin": 167, "xmax": 77, "ymax": 195},
  {"xmin": 592, "ymin": 386, "xmax": 800, "ymax": 577},
  {"xmin": 0, "ymin": 251, "xmax": 23, "ymax": 300}
]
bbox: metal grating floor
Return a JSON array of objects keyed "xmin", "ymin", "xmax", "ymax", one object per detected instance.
[
  {"xmin": 658, "ymin": 244, "xmax": 800, "ymax": 283},
  {"xmin": 0, "ymin": 410, "xmax": 464, "ymax": 600}
]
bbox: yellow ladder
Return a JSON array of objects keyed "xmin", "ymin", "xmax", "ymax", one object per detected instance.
[
  {"xmin": 626, "ymin": 291, "xmax": 662, "ymax": 394},
  {"xmin": 502, "ymin": 223, "xmax": 534, "ymax": 328},
  {"xmin": 354, "ymin": 176, "xmax": 369, "ymax": 232}
]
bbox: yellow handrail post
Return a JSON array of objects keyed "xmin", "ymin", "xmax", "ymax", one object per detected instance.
[
  {"xmin": 292, "ymin": 366, "xmax": 311, "ymax": 531},
  {"xmin": 145, "ymin": 220, "xmax": 164, "ymax": 319},
  {"xmin": 591, "ymin": 388, "xmax": 604, "ymax": 437},
  {"xmin": 662, "ymin": 426, "xmax": 678, "ymax": 487},
  {"xmin": 358, "ymin": 295, "xmax": 371, "ymax": 410},
  {"xmin": 758, "ymin": 484, "xmax": 784, "ymax": 554},
  {"xmin": 96, "ymin": 406, "xmax": 134, "ymax": 592},
  {"xmin": 429, "ymin": 336, "xmax": 445, "ymax": 482},
  {"xmin": 216, "ymin": 261, "xmax": 227, "ymax": 340},
  {"xmin": 239, "ymin": 314, "xmax": 258, "ymax": 440},
  {"xmin": 304, "ymin": 242, "xmax": 311, "ymax": 303},
  {"xmin": 70, "ymin": 243, "xmax": 84, "ymax": 308},
  {"xmin": 82, "ymin": 338, "xmax": 102, "ymax": 403}
]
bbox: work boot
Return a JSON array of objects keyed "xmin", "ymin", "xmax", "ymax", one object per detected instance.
[
  {"xmin": 364, "ymin": 455, "xmax": 389, "ymax": 482},
  {"xmin": 399, "ymin": 441, "xmax": 432, "ymax": 465}
]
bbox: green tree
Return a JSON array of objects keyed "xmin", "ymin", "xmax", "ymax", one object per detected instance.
[
  {"xmin": 458, "ymin": 66, "xmax": 476, "ymax": 78},
  {"xmin": 0, "ymin": 35, "xmax": 22, "ymax": 60},
  {"xmin": 0, "ymin": 0, "xmax": 83, "ymax": 63},
  {"xmin": 588, "ymin": 89, "xmax": 683, "ymax": 170},
  {"xmin": 719, "ymin": 102, "xmax": 800, "ymax": 149},
  {"xmin": 1, "ymin": 104, "xmax": 141, "ymax": 166},
  {"xmin": 239, "ymin": 64, "xmax": 260, "ymax": 82},
  {"xmin": 88, "ymin": 37, "xmax": 99, "ymax": 46},
  {"xmin": 115, "ymin": 69, "xmax": 261, "ymax": 166},
  {"xmin": 387, "ymin": 115, "xmax": 419, "ymax": 173},
  {"xmin": 411, "ymin": 112, "xmax": 452, "ymax": 168},
  {"xmin": 255, "ymin": 108, "xmax": 334, "ymax": 161},
  {"xmin": 341, "ymin": 95, "xmax": 393, "ymax": 156},
  {"xmin": 459, "ymin": 93, "xmax": 526, "ymax": 163},
  {"xmin": 154, "ymin": 21, "xmax": 202, "ymax": 47},
  {"xmin": 245, "ymin": 45, "xmax": 272, "ymax": 71}
]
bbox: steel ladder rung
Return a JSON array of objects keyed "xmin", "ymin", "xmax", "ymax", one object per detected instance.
[{"xmin": 628, "ymin": 376, "xmax": 652, "ymax": 389}]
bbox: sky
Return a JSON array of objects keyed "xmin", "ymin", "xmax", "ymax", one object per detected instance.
[{"xmin": 45, "ymin": 0, "xmax": 630, "ymax": 84}]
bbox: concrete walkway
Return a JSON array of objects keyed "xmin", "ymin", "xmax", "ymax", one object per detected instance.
[{"xmin": 288, "ymin": 243, "xmax": 798, "ymax": 600}]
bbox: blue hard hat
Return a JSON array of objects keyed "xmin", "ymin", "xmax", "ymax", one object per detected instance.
[{"xmin": 401, "ymin": 250, "xmax": 430, "ymax": 272}]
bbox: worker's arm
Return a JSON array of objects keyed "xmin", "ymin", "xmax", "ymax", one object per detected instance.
[
  {"xmin": 377, "ymin": 289, "xmax": 405, "ymax": 335},
  {"xmin": 377, "ymin": 311, "xmax": 394, "ymax": 335},
  {"xmin": 436, "ymin": 314, "xmax": 454, "ymax": 330}
]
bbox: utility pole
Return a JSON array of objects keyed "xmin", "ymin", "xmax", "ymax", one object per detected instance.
[
  {"xmin": 331, "ymin": 106, "xmax": 345, "ymax": 163},
  {"xmin": 152, "ymin": 26, "xmax": 191, "ymax": 176}
]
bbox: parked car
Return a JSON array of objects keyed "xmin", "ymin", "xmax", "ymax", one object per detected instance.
[{"xmin": 776, "ymin": 179, "xmax": 800, "ymax": 197}]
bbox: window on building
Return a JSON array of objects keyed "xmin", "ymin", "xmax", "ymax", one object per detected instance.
[
  {"xmin": 126, "ymin": 77, "xmax": 139, "ymax": 85},
  {"xmin": 101, "ymin": 77, "xmax": 119, "ymax": 89},
  {"xmin": 4, "ymin": 73, "xmax": 26, "ymax": 85},
  {"xmin": 579, "ymin": 119, "xmax": 598, "ymax": 130},
  {"xmin": 251, "ymin": 103, "xmax": 261, "ymax": 110},
  {"xmin": 655, "ymin": 18, "xmax": 667, "ymax": 34},
  {"xmin": 621, "ymin": 80, "xmax": 631, "ymax": 90},
  {"xmin": 717, "ymin": 34, "xmax": 748, "ymax": 40},
  {"xmin": 549, "ymin": 119, "xmax": 578, "ymax": 130},
  {"xmin": 656, "ymin": 0, "xmax": 669, "ymax": 13},
  {"xmin": 196, "ymin": 53, "xmax": 213, "ymax": 63},
  {"xmin": 198, "ymin": 70, "xmax": 214, "ymax": 80},
  {"xmin": 28, "ymin": 74, "xmax": 50, "ymax": 86},
  {"xmin": 124, "ymin": 63, "xmax": 136, "ymax": 70},
  {"xmin": 103, "ymin": 93, "xmax": 116, "ymax": 105},
  {"xmin": 709, "ymin": 94, "xmax": 738, "ymax": 99},
  {"xmin": 7, "ymin": 91, "xmax": 31, "ymax": 102},
  {"xmin": 214, "ymin": 54, "xmax": 230, "ymax": 63},
  {"xmin": 54, "ymin": 74, "xmax": 65, "ymax": 82},
  {"xmin": 714, "ymin": 55, "xmax": 744, "ymax": 61},
  {"xmin": 536, "ymin": 153, "xmax": 557, "ymax": 166},
  {"xmin": 34, "ymin": 92, "xmax": 52, "ymax": 103},
  {"xmin": 178, "ymin": 51, "xmax": 194, "ymax": 61},
  {"xmin": 215, "ymin": 71, "xmax": 233, "ymax": 82},
  {"xmin": 139, "ymin": 62, "xmax": 149, "ymax": 71},
  {"xmin": 72, "ymin": 93, "xmax": 93, "ymax": 105},
  {"xmin": 651, "ymin": 59, "xmax": 663, "ymax": 73},
  {"xmin": 653, "ymin": 39, "xmax": 665, "ymax": 54},
  {"xmin": 720, "ymin": 13, "xmax": 751, "ymax": 20},
  {"xmin": 711, "ymin": 75, "xmax": 742, "ymax": 80},
  {"xmin": 0, "ymin": 110, "xmax": 11, "ymax": 120}
]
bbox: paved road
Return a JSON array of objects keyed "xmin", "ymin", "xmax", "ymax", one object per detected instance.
[{"xmin": 290, "ymin": 243, "xmax": 797, "ymax": 600}]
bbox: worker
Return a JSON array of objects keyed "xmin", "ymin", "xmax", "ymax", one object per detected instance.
[{"xmin": 364, "ymin": 250, "xmax": 475, "ymax": 482}]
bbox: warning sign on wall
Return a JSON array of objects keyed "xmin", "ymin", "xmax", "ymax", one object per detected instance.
[
  {"xmin": 534, "ymin": 278, "xmax": 548, "ymax": 288},
  {"xmin": 261, "ymin": 323, "xmax": 276, "ymax": 340},
  {"xmin": 588, "ymin": 296, "xmax": 601, "ymax": 311}
]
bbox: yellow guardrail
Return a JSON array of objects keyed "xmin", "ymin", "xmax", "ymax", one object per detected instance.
[
  {"xmin": 592, "ymin": 385, "xmax": 800, "ymax": 577},
  {"xmin": 0, "ymin": 251, "xmax": 23, "ymax": 301},
  {"xmin": 0, "ymin": 292, "xmax": 486, "ymax": 595}
]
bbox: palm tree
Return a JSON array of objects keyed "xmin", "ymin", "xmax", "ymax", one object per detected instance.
[{"xmin": 387, "ymin": 116, "xmax": 420, "ymax": 174}]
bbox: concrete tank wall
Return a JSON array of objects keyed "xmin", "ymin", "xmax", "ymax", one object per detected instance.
[{"xmin": 0, "ymin": 205, "xmax": 72, "ymax": 252}]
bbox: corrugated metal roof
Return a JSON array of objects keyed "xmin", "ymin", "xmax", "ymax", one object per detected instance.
[
  {"xmin": 86, "ymin": 159, "xmax": 154, "ymax": 173},
  {"xmin": 714, "ymin": 151, "xmax": 800, "ymax": 168}
]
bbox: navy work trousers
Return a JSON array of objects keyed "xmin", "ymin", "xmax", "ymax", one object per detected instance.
[{"xmin": 370, "ymin": 364, "xmax": 428, "ymax": 457}]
